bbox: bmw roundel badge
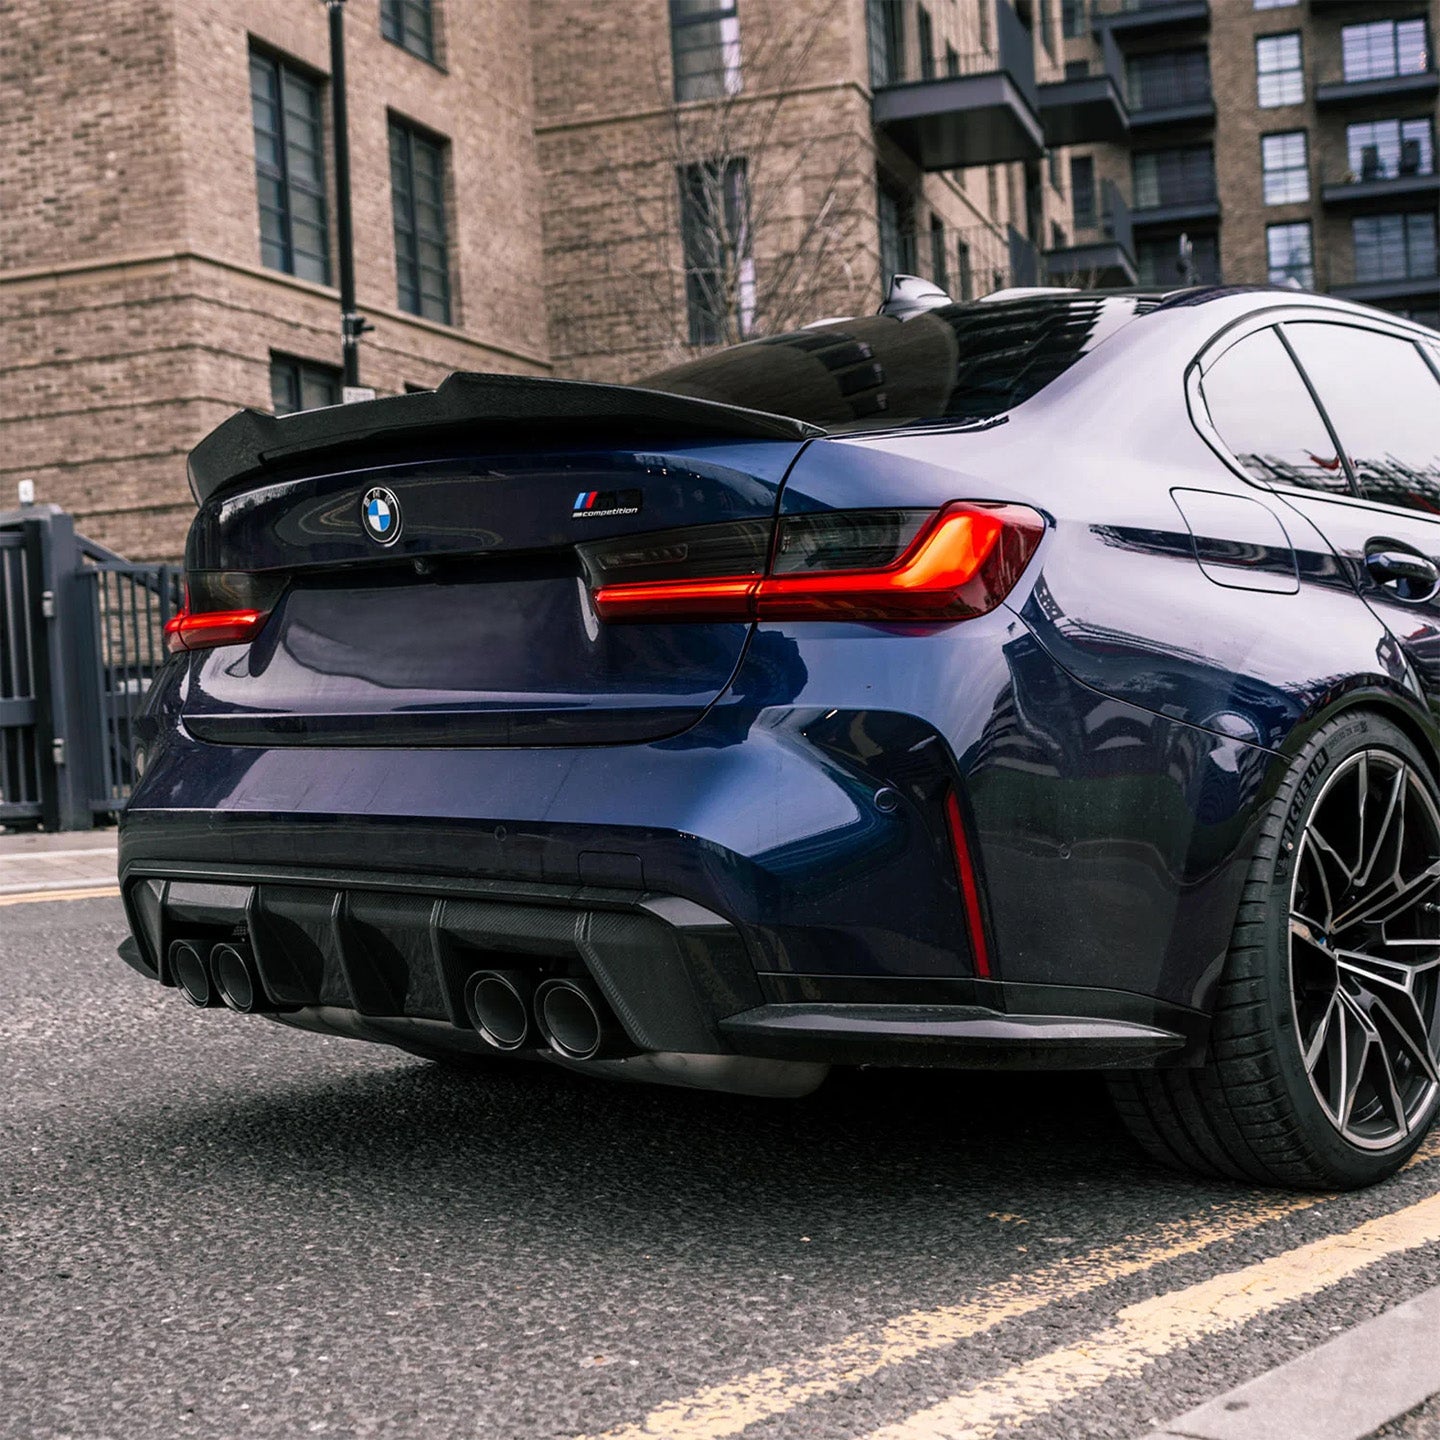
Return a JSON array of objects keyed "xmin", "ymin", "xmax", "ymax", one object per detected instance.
[{"xmin": 361, "ymin": 485, "xmax": 402, "ymax": 546}]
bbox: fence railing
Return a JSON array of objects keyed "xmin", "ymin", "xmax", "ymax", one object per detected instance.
[
  {"xmin": 868, "ymin": 0, "xmax": 1039, "ymax": 111},
  {"xmin": 0, "ymin": 505, "xmax": 180, "ymax": 830}
]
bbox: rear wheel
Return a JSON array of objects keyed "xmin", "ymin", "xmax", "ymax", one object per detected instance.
[{"xmin": 1110, "ymin": 711, "xmax": 1440, "ymax": 1189}]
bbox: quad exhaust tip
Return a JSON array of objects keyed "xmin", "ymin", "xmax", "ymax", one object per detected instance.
[
  {"xmin": 210, "ymin": 942, "xmax": 263, "ymax": 1014},
  {"xmin": 464, "ymin": 970, "xmax": 534, "ymax": 1051},
  {"xmin": 169, "ymin": 939, "xmax": 217, "ymax": 1008},
  {"xmin": 534, "ymin": 976, "xmax": 630, "ymax": 1062}
]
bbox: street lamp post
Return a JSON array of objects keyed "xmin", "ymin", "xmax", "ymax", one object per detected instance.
[{"xmin": 326, "ymin": 0, "xmax": 372, "ymax": 395}]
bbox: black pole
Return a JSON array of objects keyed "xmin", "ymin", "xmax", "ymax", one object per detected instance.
[{"xmin": 327, "ymin": 0, "xmax": 364, "ymax": 388}]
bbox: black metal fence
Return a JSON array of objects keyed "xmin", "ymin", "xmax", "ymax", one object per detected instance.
[{"xmin": 0, "ymin": 505, "xmax": 181, "ymax": 830}]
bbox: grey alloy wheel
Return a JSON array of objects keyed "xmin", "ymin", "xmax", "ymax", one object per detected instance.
[{"xmin": 1289, "ymin": 748, "xmax": 1440, "ymax": 1150}]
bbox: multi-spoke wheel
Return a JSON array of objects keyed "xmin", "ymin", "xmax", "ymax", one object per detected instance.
[
  {"xmin": 1290, "ymin": 751, "xmax": 1440, "ymax": 1150},
  {"xmin": 1111, "ymin": 711, "xmax": 1440, "ymax": 1190}
]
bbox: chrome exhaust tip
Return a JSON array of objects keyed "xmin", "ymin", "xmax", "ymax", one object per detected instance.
[
  {"xmin": 534, "ymin": 976, "xmax": 631, "ymax": 1061},
  {"xmin": 169, "ymin": 939, "xmax": 216, "ymax": 1008},
  {"xmin": 210, "ymin": 942, "xmax": 263, "ymax": 1014},
  {"xmin": 464, "ymin": 970, "xmax": 534, "ymax": 1051}
]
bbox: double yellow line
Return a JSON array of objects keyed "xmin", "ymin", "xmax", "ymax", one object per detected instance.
[
  {"xmin": 0, "ymin": 884, "xmax": 120, "ymax": 907},
  {"xmin": 580, "ymin": 1135, "xmax": 1440, "ymax": 1440}
]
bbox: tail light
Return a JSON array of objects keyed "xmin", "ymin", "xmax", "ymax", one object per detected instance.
[
  {"xmin": 164, "ymin": 572, "xmax": 286, "ymax": 653},
  {"xmin": 581, "ymin": 502, "xmax": 1045, "ymax": 623}
]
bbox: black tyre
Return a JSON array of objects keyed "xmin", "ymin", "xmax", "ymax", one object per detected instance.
[{"xmin": 1110, "ymin": 710, "xmax": 1440, "ymax": 1190}]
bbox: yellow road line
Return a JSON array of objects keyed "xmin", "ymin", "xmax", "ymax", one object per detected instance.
[
  {"xmin": 863, "ymin": 1186, "xmax": 1440, "ymax": 1440},
  {"xmin": 0, "ymin": 885, "xmax": 121, "ymax": 907},
  {"xmin": 581, "ymin": 1133, "xmax": 1440, "ymax": 1440}
]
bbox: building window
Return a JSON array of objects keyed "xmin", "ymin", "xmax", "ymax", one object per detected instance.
[
  {"xmin": 389, "ymin": 119, "xmax": 451, "ymax": 324},
  {"xmin": 917, "ymin": 6, "xmax": 936, "ymax": 78},
  {"xmin": 867, "ymin": 0, "xmax": 904, "ymax": 87},
  {"xmin": 1266, "ymin": 221, "xmax": 1314, "ymax": 287},
  {"xmin": 945, "ymin": 43, "xmax": 960, "ymax": 76},
  {"xmin": 1062, "ymin": 0, "xmax": 1086, "ymax": 37},
  {"xmin": 681, "ymin": 158, "xmax": 754, "ymax": 346},
  {"xmin": 877, "ymin": 180, "xmax": 917, "ymax": 288},
  {"xmin": 1261, "ymin": 131, "xmax": 1309, "ymax": 204},
  {"xmin": 1133, "ymin": 145, "xmax": 1216, "ymax": 208},
  {"xmin": 1347, "ymin": 118, "xmax": 1436, "ymax": 182},
  {"xmin": 956, "ymin": 237, "xmax": 974, "ymax": 300},
  {"xmin": 270, "ymin": 355, "xmax": 341, "ymax": 415},
  {"xmin": 1342, "ymin": 18, "xmax": 1430, "ymax": 83},
  {"xmin": 1070, "ymin": 155, "xmax": 1095, "ymax": 228},
  {"xmin": 1353, "ymin": 213, "xmax": 1439, "ymax": 282},
  {"xmin": 1256, "ymin": 33, "xmax": 1304, "ymax": 108},
  {"xmin": 930, "ymin": 216, "xmax": 947, "ymax": 290},
  {"xmin": 1127, "ymin": 49, "xmax": 1210, "ymax": 111},
  {"xmin": 670, "ymin": 0, "xmax": 741, "ymax": 102},
  {"xmin": 1137, "ymin": 234, "xmax": 1219, "ymax": 285},
  {"xmin": 380, "ymin": 0, "xmax": 437, "ymax": 64},
  {"xmin": 1253, "ymin": 0, "xmax": 1297, "ymax": 9},
  {"xmin": 249, "ymin": 50, "xmax": 329, "ymax": 285}
]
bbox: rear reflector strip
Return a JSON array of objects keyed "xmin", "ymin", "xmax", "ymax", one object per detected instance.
[{"xmin": 944, "ymin": 788, "xmax": 991, "ymax": 979}]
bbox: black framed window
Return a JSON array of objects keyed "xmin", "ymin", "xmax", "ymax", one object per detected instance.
[
  {"xmin": 680, "ymin": 158, "xmax": 754, "ymax": 347},
  {"xmin": 867, "ymin": 0, "xmax": 905, "ymax": 87},
  {"xmin": 1261, "ymin": 131, "xmax": 1309, "ymax": 205},
  {"xmin": 1256, "ymin": 32, "xmax": 1304, "ymax": 108},
  {"xmin": 1347, "ymin": 118, "xmax": 1436, "ymax": 181},
  {"xmin": 1070, "ymin": 155, "xmax": 1095, "ymax": 228},
  {"xmin": 1342, "ymin": 18, "xmax": 1430, "ymax": 83},
  {"xmin": 1137, "ymin": 233, "xmax": 1219, "ymax": 285},
  {"xmin": 380, "ymin": 0, "xmax": 437, "ymax": 63},
  {"xmin": 250, "ymin": 50, "xmax": 329, "ymax": 284},
  {"xmin": 1127, "ymin": 49, "xmax": 1209, "ymax": 111},
  {"xmin": 1133, "ymin": 145, "xmax": 1215, "ymax": 208},
  {"xmin": 389, "ymin": 119, "xmax": 452, "ymax": 323},
  {"xmin": 929, "ymin": 215, "xmax": 947, "ymax": 291},
  {"xmin": 1353, "ymin": 213, "xmax": 1439, "ymax": 282},
  {"xmin": 877, "ymin": 181, "xmax": 917, "ymax": 290},
  {"xmin": 670, "ymin": 0, "xmax": 741, "ymax": 101},
  {"xmin": 270, "ymin": 354, "xmax": 341, "ymax": 415},
  {"xmin": 1266, "ymin": 221, "xmax": 1314, "ymax": 287},
  {"xmin": 917, "ymin": 6, "xmax": 936, "ymax": 79}
]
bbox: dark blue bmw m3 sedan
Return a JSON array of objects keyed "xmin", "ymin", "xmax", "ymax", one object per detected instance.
[{"xmin": 117, "ymin": 283, "xmax": 1440, "ymax": 1190}]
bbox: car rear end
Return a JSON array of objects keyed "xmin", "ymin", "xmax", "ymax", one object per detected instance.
[{"xmin": 119, "ymin": 301, "xmax": 1193, "ymax": 1088}]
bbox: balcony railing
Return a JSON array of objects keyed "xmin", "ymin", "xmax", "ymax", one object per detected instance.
[
  {"xmin": 1038, "ymin": 25, "xmax": 1129, "ymax": 145},
  {"xmin": 869, "ymin": 0, "xmax": 1044, "ymax": 166},
  {"xmin": 1327, "ymin": 214, "xmax": 1440, "ymax": 302},
  {"xmin": 1090, "ymin": 0, "xmax": 1210, "ymax": 45},
  {"xmin": 1316, "ymin": 58, "xmax": 1440, "ymax": 107},
  {"xmin": 1047, "ymin": 180, "xmax": 1137, "ymax": 284},
  {"xmin": 1321, "ymin": 147, "xmax": 1439, "ymax": 208},
  {"xmin": 1125, "ymin": 52, "xmax": 1214, "ymax": 124}
]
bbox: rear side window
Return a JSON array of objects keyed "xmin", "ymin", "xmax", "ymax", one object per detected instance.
[
  {"xmin": 1199, "ymin": 327, "xmax": 1350, "ymax": 493},
  {"xmin": 1284, "ymin": 323, "xmax": 1440, "ymax": 514}
]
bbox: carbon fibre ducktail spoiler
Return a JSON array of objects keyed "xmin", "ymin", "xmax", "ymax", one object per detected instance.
[{"xmin": 186, "ymin": 371, "xmax": 826, "ymax": 505}]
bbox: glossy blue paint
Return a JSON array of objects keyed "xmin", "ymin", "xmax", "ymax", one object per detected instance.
[{"xmin": 120, "ymin": 289, "xmax": 1440, "ymax": 1073}]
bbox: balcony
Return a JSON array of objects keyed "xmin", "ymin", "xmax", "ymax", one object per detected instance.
[
  {"xmin": 871, "ymin": 0, "xmax": 1044, "ymax": 167},
  {"xmin": 1131, "ymin": 185, "xmax": 1219, "ymax": 232},
  {"xmin": 1328, "ymin": 215, "xmax": 1440, "ymax": 305},
  {"xmin": 1125, "ymin": 52, "xmax": 1215, "ymax": 131},
  {"xmin": 1037, "ymin": 26, "xmax": 1129, "ymax": 145},
  {"xmin": 1316, "ymin": 62, "xmax": 1440, "ymax": 108},
  {"xmin": 1321, "ymin": 149, "xmax": 1439, "ymax": 210},
  {"xmin": 1046, "ymin": 180, "xmax": 1138, "ymax": 285},
  {"xmin": 1090, "ymin": 0, "xmax": 1210, "ymax": 47}
]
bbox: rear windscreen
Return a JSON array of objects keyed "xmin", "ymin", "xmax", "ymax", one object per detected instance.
[{"xmin": 644, "ymin": 294, "xmax": 1156, "ymax": 433}]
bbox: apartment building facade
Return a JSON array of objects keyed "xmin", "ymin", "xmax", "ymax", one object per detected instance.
[
  {"xmin": 1059, "ymin": 0, "xmax": 1439, "ymax": 324},
  {"xmin": 1, "ymin": 0, "xmax": 1435, "ymax": 559}
]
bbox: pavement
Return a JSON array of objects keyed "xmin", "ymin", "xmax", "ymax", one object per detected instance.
[
  {"xmin": 2, "ymin": 831, "xmax": 1440, "ymax": 1439},
  {"xmin": 0, "ymin": 827, "xmax": 119, "ymax": 897}
]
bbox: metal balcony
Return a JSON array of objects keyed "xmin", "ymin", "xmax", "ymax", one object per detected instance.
[
  {"xmin": 1315, "ymin": 65, "xmax": 1440, "ymax": 108},
  {"xmin": 871, "ymin": 0, "xmax": 1044, "ymax": 167},
  {"xmin": 1090, "ymin": 0, "xmax": 1210, "ymax": 47},
  {"xmin": 1321, "ymin": 158, "xmax": 1439, "ymax": 211},
  {"xmin": 1131, "ymin": 186, "xmax": 1219, "ymax": 232},
  {"xmin": 1125, "ymin": 54, "xmax": 1215, "ymax": 131},
  {"xmin": 1046, "ymin": 179, "xmax": 1138, "ymax": 285},
  {"xmin": 1037, "ymin": 26, "xmax": 1129, "ymax": 145}
]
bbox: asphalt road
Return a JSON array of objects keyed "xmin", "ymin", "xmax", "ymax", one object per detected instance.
[{"xmin": 4, "ymin": 894, "xmax": 1440, "ymax": 1440}]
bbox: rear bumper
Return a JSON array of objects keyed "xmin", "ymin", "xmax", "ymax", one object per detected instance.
[{"xmin": 118, "ymin": 858, "xmax": 1202, "ymax": 1070}]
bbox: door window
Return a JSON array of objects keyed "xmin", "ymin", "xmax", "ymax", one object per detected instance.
[
  {"xmin": 1284, "ymin": 323, "xmax": 1440, "ymax": 514},
  {"xmin": 1200, "ymin": 327, "xmax": 1349, "ymax": 492}
]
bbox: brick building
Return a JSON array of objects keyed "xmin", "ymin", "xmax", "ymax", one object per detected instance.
[{"xmin": 1, "ymin": 0, "xmax": 1436, "ymax": 559}]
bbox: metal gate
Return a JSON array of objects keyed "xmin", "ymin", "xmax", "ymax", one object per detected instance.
[{"xmin": 0, "ymin": 505, "xmax": 181, "ymax": 830}]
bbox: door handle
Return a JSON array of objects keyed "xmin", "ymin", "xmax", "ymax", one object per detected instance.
[{"xmin": 1365, "ymin": 548, "xmax": 1440, "ymax": 600}]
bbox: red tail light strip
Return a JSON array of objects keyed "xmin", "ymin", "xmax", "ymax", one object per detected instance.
[
  {"xmin": 944, "ymin": 788, "xmax": 992, "ymax": 979},
  {"xmin": 591, "ymin": 502, "xmax": 1044, "ymax": 624},
  {"xmin": 164, "ymin": 608, "xmax": 269, "ymax": 653}
]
